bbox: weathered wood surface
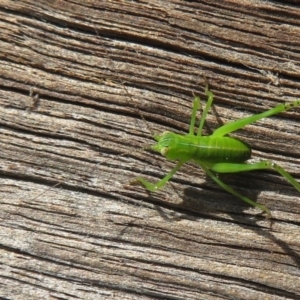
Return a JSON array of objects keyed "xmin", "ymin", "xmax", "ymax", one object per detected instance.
[{"xmin": 1, "ymin": 1, "xmax": 300, "ymax": 299}]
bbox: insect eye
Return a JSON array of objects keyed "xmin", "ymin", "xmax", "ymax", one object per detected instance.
[{"xmin": 161, "ymin": 147, "xmax": 169, "ymax": 156}]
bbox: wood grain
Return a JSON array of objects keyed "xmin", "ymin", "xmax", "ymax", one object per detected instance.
[{"xmin": 1, "ymin": 1, "xmax": 300, "ymax": 299}]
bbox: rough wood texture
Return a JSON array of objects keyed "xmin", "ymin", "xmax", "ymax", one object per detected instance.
[{"xmin": 1, "ymin": 1, "xmax": 300, "ymax": 299}]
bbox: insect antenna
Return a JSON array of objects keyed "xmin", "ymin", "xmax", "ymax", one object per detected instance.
[{"xmin": 120, "ymin": 81, "xmax": 156, "ymax": 138}]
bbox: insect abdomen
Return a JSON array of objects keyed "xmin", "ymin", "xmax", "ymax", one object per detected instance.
[{"xmin": 168, "ymin": 135, "xmax": 251, "ymax": 163}]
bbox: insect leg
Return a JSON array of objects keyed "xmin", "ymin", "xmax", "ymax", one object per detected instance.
[
  {"xmin": 212, "ymin": 100, "xmax": 300, "ymax": 137},
  {"xmin": 199, "ymin": 162, "xmax": 271, "ymax": 217},
  {"xmin": 211, "ymin": 161, "xmax": 300, "ymax": 192},
  {"xmin": 132, "ymin": 161, "xmax": 185, "ymax": 192},
  {"xmin": 197, "ymin": 85, "xmax": 214, "ymax": 136},
  {"xmin": 189, "ymin": 96, "xmax": 201, "ymax": 135}
]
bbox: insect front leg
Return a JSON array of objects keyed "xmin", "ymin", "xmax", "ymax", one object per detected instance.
[
  {"xmin": 190, "ymin": 83, "xmax": 215, "ymax": 136},
  {"xmin": 199, "ymin": 162, "xmax": 271, "ymax": 217},
  {"xmin": 189, "ymin": 96, "xmax": 201, "ymax": 135},
  {"xmin": 211, "ymin": 161, "xmax": 300, "ymax": 193},
  {"xmin": 131, "ymin": 161, "xmax": 185, "ymax": 192},
  {"xmin": 197, "ymin": 84, "xmax": 214, "ymax": 136}
]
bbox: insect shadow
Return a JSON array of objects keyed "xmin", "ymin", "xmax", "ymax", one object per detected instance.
[{"xmin": 182, "ymin": 171, "xmax": 281, "ymax": 217}]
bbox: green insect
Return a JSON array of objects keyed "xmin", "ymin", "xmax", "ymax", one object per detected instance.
[{"xmin": 133, "ymin": 84, "xmax": 300, "ymax": 217}]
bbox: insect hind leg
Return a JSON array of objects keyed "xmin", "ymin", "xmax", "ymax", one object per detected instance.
[
  {"xmin": 199, "ymin": 162, "xmax": 271, "ymax": 217},
  {"xmin": 212, "ymin": 100, "xmax": 300, "ymax": 137},
  {"xmin": 211, "ymin": 161, "xmax": 300, "ymax": 193}
]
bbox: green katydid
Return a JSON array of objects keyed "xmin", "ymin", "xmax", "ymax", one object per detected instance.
[{"xmin": 133, "ymin": 84, "xmax": 300, "ymax": 217}]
